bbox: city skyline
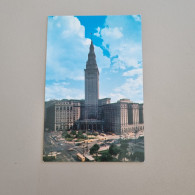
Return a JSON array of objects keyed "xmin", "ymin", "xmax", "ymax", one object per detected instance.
[{"xmin": 45, "ymin": 15, "xmax": 143, "ymax": 103}]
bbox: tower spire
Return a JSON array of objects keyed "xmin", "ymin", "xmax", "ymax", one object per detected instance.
[{"xmin": 86, "ymin": 37, "xmax": 98, "ymax": 69}]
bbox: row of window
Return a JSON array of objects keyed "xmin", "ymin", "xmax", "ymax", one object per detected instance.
[
  {"xmin": 55, "ymin": 107, "xmax": 74, "ymax": 111},
  {"xmin": 56, "ymin": 115, "xmax": 79, "ymax": 118}
]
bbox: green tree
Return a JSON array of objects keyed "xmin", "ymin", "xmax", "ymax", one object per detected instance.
[
  {"xmin": 71, "ymin": 130, "xmax": 76, "ymax": 135},
  {"xmin": 118, "ymin": 140, "xmax": 129, "ymax": 162},
  {"xmin": 100, "ymin": 151, "xmax": 113, "ymax": 162},
  {"xmin": 43, "ymin": 156, "xmax": 55, "ymax": 162},
  {"xmin": 76, "ymin": 131, "xmax": 86, "ymax": 139},
  {"xmin": 65, "ymin": 133, "xmax": 71, "ymax": 138},
  {"xmin": 130, "ymin": 152, "xmax": 144, "ymax": 162},
  {"xmin": 109, "ymin": 144, "xmax": 120, "ymax": 156},
  {"xmin": 78, "ymin": 130, "xmax": 83, "ymax": 135},
  {"xmin": 90, "ymin": 144, "xmax": 100, "ymax": 156}
]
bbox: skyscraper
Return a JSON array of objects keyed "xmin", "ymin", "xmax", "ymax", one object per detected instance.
[{"xmin": 84, "ymin": 40, "xmax": 99, "ymax": 119}]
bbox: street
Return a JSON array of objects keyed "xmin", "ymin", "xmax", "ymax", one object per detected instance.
[{"xmin": 43, "ymin": 130, "xmax": 144, "ymax": 162}]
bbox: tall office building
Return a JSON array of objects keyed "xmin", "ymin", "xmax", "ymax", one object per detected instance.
[{"xmin": 84, "ymin": 40, "xmax": 99, "ymax": 119}]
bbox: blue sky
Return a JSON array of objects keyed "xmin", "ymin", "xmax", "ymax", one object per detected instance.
[{"xmin": 45, "ymin": 15, "xmax": 143, "ymax": 103}]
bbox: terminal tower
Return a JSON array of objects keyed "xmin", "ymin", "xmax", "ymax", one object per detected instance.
[{"xmin": 84, "ymin": 40, "xmax": 99, "ymax": 119}]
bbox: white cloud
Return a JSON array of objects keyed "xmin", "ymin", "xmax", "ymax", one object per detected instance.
[
  {"xmin": 98, "ymin": 16, "xmax": 142, "ymax": 71},
  {"xmin": 57, "ymin": 23, "xmax": 61, "ymax": 28},
  {"xmin": 132, "ymin": 15, "xmax": 141, "ymax": 22},
  {"xmin": 94, "ymin": 16, "xmax": 143, "ymax": 102},
  {"xmin": 114, "ymin": 74, "xmax": 143, "ymax": 103},
  {"xmin": 123, "ymin": 68, "xmax": 143, "ymax": 77},
  {"xmin": 109, "ymin": 93, "xmax": 126, "ymax": 103},
  {"xmin": 94, "ymin": 27, "xmax": 101, "ymax": 37},
  {"xmin": 45, "ymin": 82, "xmax": 84, "ymax": 101},
  {"xmin": 94, "ymin": 46, "xmax": 110, "ymax": 71},
  {"xmin": 101, "ymin": 27, "xmax": 123, "ymax": 39},
  {"xmin": 61, "ymin": 16, "xmax": 85, "ymax": 38}
]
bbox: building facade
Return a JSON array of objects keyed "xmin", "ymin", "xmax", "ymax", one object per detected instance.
[
  {"xmin": 102, "ymin": 99, "xmax": 144, "ymax": 134},
  {"xmin": 45, "ymin": 100, "xmax": 81, "ymax": 131}
]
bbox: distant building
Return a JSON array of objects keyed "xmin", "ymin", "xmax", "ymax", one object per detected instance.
[
  {"xmin": 102, "ymin": 100, "xmax": 144, "ymax": 134},
  {"xmin": 45, "ymin": 41, "xmax": 144, "ymax": 134},
  {"xmin": 118, "ymin": 99, "xmax": 133, "ymax": 103},
  {"xmin": 45, "ymin": 100, "xmax": 81, "ymax": 131}
]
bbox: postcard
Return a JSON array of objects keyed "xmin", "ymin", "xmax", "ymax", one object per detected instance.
[{"xmin": 44, "ymin": 15, "xmax": 144, "ymax": 162}]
